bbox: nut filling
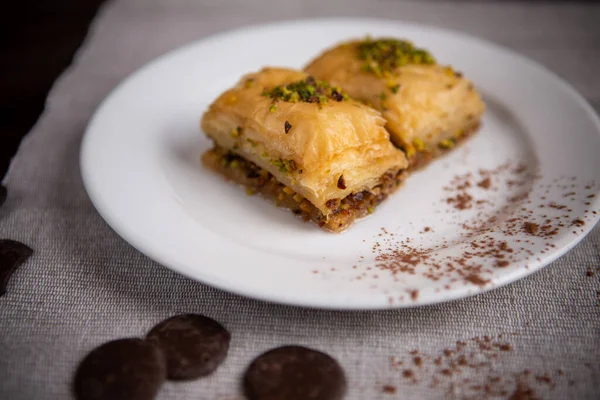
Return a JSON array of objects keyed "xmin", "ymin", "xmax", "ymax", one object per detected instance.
[{"xmin": 202, "ymin": 146, "xmax": 407, "ymax": 232}]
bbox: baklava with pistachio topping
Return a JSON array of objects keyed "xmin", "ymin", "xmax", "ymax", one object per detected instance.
[
  {"xmin": 201, "ymin": 67, "xmax": 408, "ymax": 232},
  {"xmin": 305, "ymin": 37, "xmax": 485, "ymax": 170}
]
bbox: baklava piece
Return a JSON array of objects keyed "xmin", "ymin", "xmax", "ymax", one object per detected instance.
[
  {"xmin": 305, "ymin": 37, "xmax": 485, "ymax": 170},
  {"xmin": 201, "ymin": 67, "xmax": 408, "ymax": 232}
]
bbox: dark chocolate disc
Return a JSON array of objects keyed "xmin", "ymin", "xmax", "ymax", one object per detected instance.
[
  {"xmin": 0, "ymin": 239, "xmax": 33, "ymax": 297},
  {"xmin": 244, "ymin": 345, "xmax": 347, "ymax": 400},
  {"xmin": 146, "ymin": 314, "xmax": 231, "ymax": 380},
  {"xmin": 0, "ymin": 185, "xmax": 6, "ymax": 207},
  {"xmin": 74, "ymin": 338, "xmax": 166, "ymax": 400}
]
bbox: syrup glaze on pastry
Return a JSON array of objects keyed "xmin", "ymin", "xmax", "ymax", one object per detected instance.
[
  {"xmin": 201, "ymin": 67, "xmax": 408, "ymax": 232},
  {"xmin": 305, "ymin": 38, "xmax": 485, "ymax": 168}
]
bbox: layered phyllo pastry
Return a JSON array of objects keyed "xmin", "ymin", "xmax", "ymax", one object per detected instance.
[
  {"xmin": 305, "ymin": 37, "xmax": 485, "ymax": 169},
  {"xmin": 201, "ymin": 67, "xmax": 408, "ymax": 232}
]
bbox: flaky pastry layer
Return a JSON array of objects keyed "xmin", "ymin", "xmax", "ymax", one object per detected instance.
[
  {"xmin": 203, "ymin": 146, "xmax": 406, "ymax": 232},
  {"xmin": 201, "ymin": 67, "xmax": 408, "ymax": 216},
  {"xmin": 305, "ymin": 39, "xmax": 485, "ymax": 156}
]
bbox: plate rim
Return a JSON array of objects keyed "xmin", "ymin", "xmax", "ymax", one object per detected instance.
[{"xmin": 80, "ymin": 17, "xmax": 600, "ymax": 310}]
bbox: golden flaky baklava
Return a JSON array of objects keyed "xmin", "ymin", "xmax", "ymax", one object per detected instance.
[
  {"xmin": 305, "ymin": 38, "xmax": 485, "ymax": 169},
  {"xmin": 201, "ymin": 67, "xmax": 408, "ymax": 232}
]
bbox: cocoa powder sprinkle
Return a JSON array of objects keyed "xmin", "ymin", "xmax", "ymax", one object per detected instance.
[
  {"xmin": 465, "ymin": 273, "xmax": 489, "ymax": 286},
  {"xmin": 509, "ymin": 381, "xmax": 540, "ymax": 400},
  {"xmin": 382, "ymin": 385, "xmax": 397, "ymax": 394},
  {"xmin": 386, "ymin": 335, "xmax": 573, "ymax": 399},
  {"xmin": 477, "ymin": 177, "xmax": 492, "ymax": 189},
  {"xmin": 572, "ymin": 218, "xmax": 585, "ymax": 227},
  {"xmin": 408, "ymin": 289, "xmax": 419, "ymax": 301},
  {"xmin": 523, "ymin": 222, "xmax": 539, "ymax": 235},
  {"xmin": 351, "ymin": 162, "xmax": 597, "ymax": 299},
  {"xmin": 535, "ymin": 375, "xmax": 552, "ymax": 384},
  {"xmin": 447, "ymin": 192, "xmax": 474, "ymax": 210}
]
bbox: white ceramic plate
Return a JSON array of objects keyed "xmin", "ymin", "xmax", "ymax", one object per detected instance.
[{"xmin": 81, "ymin": 19, "xmax": 600, "ymax": 309}]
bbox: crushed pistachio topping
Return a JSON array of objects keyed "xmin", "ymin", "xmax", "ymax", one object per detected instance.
[
  {"xmin": 220, "ymin": 150, "xmax": 242, "ymax": 168},
  {"xmin": 413, "ymin": 138, "xmax": 426, "ymax": 152},
  {"xmin": 271, "ymin": 159, "xmax": 297, "ymax": 173},
  {"xmin": 299, "ymin": 200, "xmax": 312, "ymax": 213},
  {"xmin": 246, "ymin": 138, "xmax": 258, "ymax": 147},
  {"xmin": 390, "ymin": 83, "xmax": 401, "ymax": 94},
  {"xmin": 438, "ymin": 138, "xmax": 455, "ymax": 149},
  {"xmin": 358, "ymin": 38, "xmax": 436, "ymax": 77},
  {"xmin": 269, "ymin": 104, "xmax": 277, "ymax": 113},
  {"xmin": 379, "ymin": 92, "xmax": 388, "ymax": 110},
  {"xmin": 271, "ymin": 159, "xmax": 285, "ymax": 172},
  {"xmin": 262, "ymin": 76, "xmax": 349, "ymax": 105},
  {"xmin": 367, "ymin": 206, "xmax": 374, "ymax": 214},
  {"xmin": 284, "ymin": 121, "xmax": 292, "ymax": 134},
  {"xmin": 230, "ymin": 126, "xmax": 242, "ymax": 138}
]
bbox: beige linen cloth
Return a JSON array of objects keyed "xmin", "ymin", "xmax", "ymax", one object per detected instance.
[{"xmin": 1, "ymin": 0, "xmax": 599, "ymax": 399}]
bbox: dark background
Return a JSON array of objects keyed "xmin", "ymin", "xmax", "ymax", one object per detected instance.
[
  {"xmin": 1, "ymin": 0, "xmax": 598, "ymax": 179},
  {"xmin": 0, "ymin": 1, "xmax": 105, "ymax": 178}
]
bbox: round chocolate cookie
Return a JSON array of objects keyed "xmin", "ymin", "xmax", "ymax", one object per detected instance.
[
  {"xmin": 74, "ymin": 338, "xmax": 166, "ymax": 400},
  {"xmin": 0, "ymin": 239, "xmax": 33, "ymax": 297},
  {"xmin": 146, "ymin": 314, "xmax": 231, "ymax": 380},
  {"xmin": 244, "ymin": 345, "xmax": 347, "ymax": 400}
]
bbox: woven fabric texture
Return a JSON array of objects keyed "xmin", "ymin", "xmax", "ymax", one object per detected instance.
[{"xmin": 1, "ymin": 1, "xmax": 599, "ymax": 399}]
